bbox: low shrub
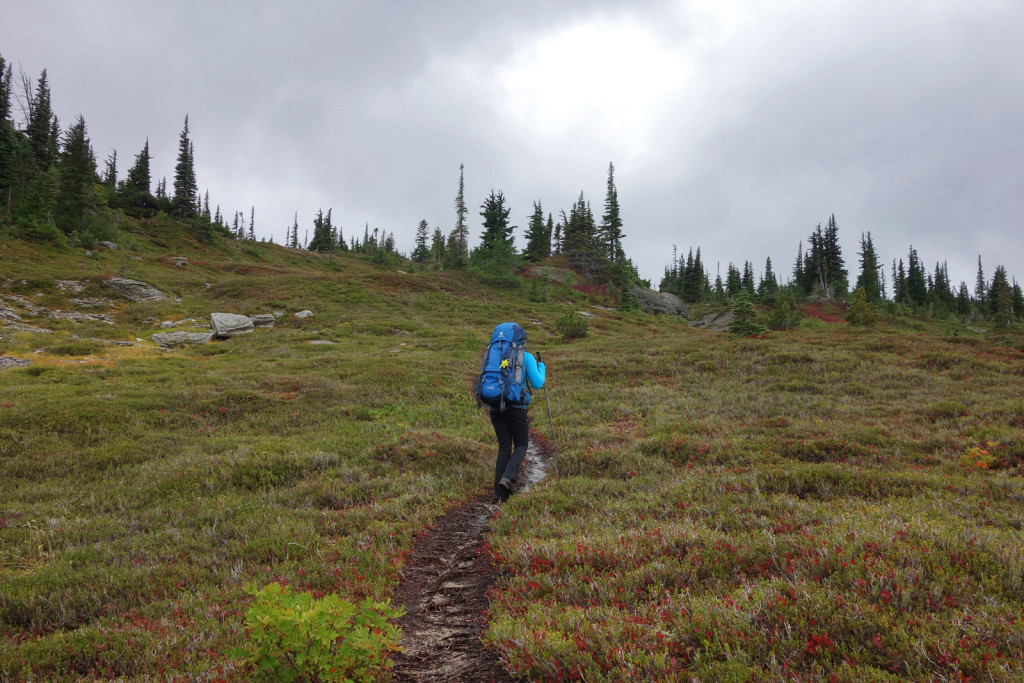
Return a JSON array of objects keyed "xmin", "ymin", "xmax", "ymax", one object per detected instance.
[{"xmin": 232, "ymin": 582, "xmax": 404, "ymax": 682}]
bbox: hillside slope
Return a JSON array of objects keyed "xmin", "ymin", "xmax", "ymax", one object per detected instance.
[{"xmin": 2, "ymin": 223, "xmax": 1024, "ymax": 680}]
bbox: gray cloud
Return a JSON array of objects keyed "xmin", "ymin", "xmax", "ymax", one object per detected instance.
[{"xmin": 3, "ymin": 0, "xmax": 1021, "ymax": 288}]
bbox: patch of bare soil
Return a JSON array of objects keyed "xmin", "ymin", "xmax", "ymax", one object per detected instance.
[{"xmin": 390, "ymin": 439, "xmax": 552, "ymax": 682}]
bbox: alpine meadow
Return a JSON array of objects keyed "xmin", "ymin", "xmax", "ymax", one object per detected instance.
[{"xmin": 3, "ymin": 51, "xmax": 1024, "ymax": 682}]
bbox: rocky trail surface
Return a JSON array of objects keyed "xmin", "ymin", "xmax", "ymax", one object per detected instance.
[{"xmin": 390, "ymin": 439, "xmax": 553, "ymax": 682}]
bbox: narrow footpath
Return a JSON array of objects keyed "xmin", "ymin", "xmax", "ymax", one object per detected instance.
[{"xmin": 390, "ymin": 439, "xmax": 552, "ymax": 682}]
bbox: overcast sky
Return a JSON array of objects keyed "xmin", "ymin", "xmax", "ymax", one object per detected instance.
[{"xmin": 3, "ymin": 0, "xmax": 1022, "ymax": 290}]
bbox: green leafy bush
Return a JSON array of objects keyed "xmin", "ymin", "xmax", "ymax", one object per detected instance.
[
  {"xmin": 555, "ymin": 309, "xmax": 588, "ymax": 340},
  {"xmin": 232, "ymin": 582, "xmax": 404, "ymax": 682}
]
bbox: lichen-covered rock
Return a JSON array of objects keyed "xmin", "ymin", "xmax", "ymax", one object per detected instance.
[
  {"xmin": 152, "ymin": 331, "xmax": 214, "ymax": 348},
  {"xmin": 102, "ymin": 278, "xmax": 167, "ymax": 302},
  {"xmin": 294, "ymin": 310, "xmax": 314, "ymax": 319},
  {"xmin": 630, "ymin": 286, "xmax": 688, "ymax": 316},
  {"xmin": 249, "ymin": 313, "xmax": 276, "ymax": 328},
  {"xmin": 210, "ymin": 313, "xmax": 255, "ymax": 338}
]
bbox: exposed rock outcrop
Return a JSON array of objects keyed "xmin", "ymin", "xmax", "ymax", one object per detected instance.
[
  {"xmin": 102, "ymin": 278, "xmax": 167, "ymax": 302},
  {"xmin": 249, "ymin": 314, "xmax": 276, "ymax": 328},
  {"xmin": 630, "ymin": 286, "xmax": 688, "ymax": 316},
  {"xmin": 691, "ymin": 310, "xmax": 734, "ymax": 332},
  {"xmin": 152, "ymin": 331, "xmax": 215, "ymax": 348},
  {"xmin": 210, "ymin": 313, "xmax": 254, "ymax": 338},
  {"xmin": 294, "ymin": 310, "xmax": 314, "ymax": 319}
]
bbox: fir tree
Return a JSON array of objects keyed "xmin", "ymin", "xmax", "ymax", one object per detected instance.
[
  {"xmin": 905, "ymin": 246, "xmax": 928, "ymax": 307},
  {"xmin": 430, "ymin": 227, "xmax": 446, "ymax": 266},
  {"xmin": 308, "ymin": 208, "xmax": 332, "ymax": 252},
  {"xmin": 974, "ymin": 256, "xmax": 987, "ymax": 307},
  {"xmin": 0, "ymin": 54, "xmax": 12, "ymax": 122},
  {"xmin": 412, "ymin": 219, "xmax": 430, "ymax": 262},
  {"xmin": 758, "ymin": 256, "xmax": 779, "ymax": 299},
  {"xmin": 101, "ymin": 149, "xmax": 117, "ymax": 192},
  {"xmin": 728, "ymin": 291, "xmax": 767, "ymax": 336},
  {"xmin": 600, "ymin": 162, "xmax": 624, "ymax": 262},
  {"xmin": 26, "ymin": 69, "xmax": 58, "ymax": 171},
  {"xmin": 452, "ymin": 163, "xmax": 469, "ymax": 265},
  {"xmin": 54, "ymin": 114, "xmax": 98, "ymax": 233},
  {"xmin": 855, "ymin": 232, "xmax": 882, "ymax": 302},
  {"xmin": 523, "ymin": 200, "xmax": 550, "ymax": 261},
  {"xmin": 846, "ymin": 287, "xmax": 879, "ymax": 327},
  {"xmin": 247, "ymin": 206, "xmax": 255, "ymax": 241},
  {"xmin": 562, "ymin": 192, "xmax": 601, "ymax": 277},
  {"xmin": 989, "ymin": 265, "xmax": 1013, "ymax": 326},
  {"xmin": 172, "ymin": 116, "xmax": 198, "ymax": 221},
  {"xmin": 726, "ymin": 263, "xmax": 742, "ymax": 297}
]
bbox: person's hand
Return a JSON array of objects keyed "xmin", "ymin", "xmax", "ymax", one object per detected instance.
[{"xmin": 535, "ymin": 351, "xmax": 542, "ymax": 363}]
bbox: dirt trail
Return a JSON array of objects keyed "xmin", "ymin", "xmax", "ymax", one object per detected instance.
[{"xmin": 390, "ymin": 439, "xmax": 552, "ymax": 682}]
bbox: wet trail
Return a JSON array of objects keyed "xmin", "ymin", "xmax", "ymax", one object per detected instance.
[{"xmin": 390, "ymin": 439, "xmax": 552, "ymax": 682}]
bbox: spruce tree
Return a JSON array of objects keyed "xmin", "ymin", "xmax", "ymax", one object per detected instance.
[
  {"xmin": 430, "ymin": 227, "xmax": 446, "ymax": 266},
  {"xmin": 758, "ymin": 256, "xmax": 779, "ymax": 299},
  {"xmin": 989, "ymin": 265, "xmax": 1013, "ymax": 325},
  {"xmin": 116, "ymin": 140, "xmax": 155, "ymax": 216},
  {"xmin": 412, "ymin": 219, "xmax": 430, "ymax": 262},
  {"xmin": 855, "ymin": 232, "xmax": 881, "ymax": 302},
  {"xmin": 308, "ymin": 208, "xmax": 333, "ymax": 252},
  {"xmin": 26, "ymin": 70, "xmax": 58, "ymax": 171},
  {"xmin": 452, "ymin": 163, "xmax": 469, "ymax": 265},
  {"xmin": 974, "ymin": 256, "xmax": 987, "ymax": 307},
  {"xmin": 54, "ymin": 114, "xmax": 98, "ymax": 234},
  {"xmin": 171, "ymin": 115, "xmax": 198, "ymax": 220},
  {"xmin": 523, "ymin": 200, "xmax": 550, "ymax": 261},
  {"xmin": 905, "ymin": 246, "xmax": 928, "ymax": 307},
  {"xmin": 0, "ymin": 54, "xmax": 12, "ymax": 122},
  {"xmin": 726, "ymin": 263, "xmax": 742, "ymax": 297},
  {"xmin": 600, "ymin": 162, "xmax": 624, "ymax": 262},
  {"xmin": 823, "ymin": 214, "xmax": 848, "ymax": 295}
]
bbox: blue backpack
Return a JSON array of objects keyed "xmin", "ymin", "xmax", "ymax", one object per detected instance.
[{"xmin": 476, "ymin": 322, "xmax": 531, "ymax": 411}]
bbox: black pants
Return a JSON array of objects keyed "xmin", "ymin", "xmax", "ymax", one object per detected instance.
[{"xmin": 489, "ymin": 407, "xmax": 529, "ymax": 501}]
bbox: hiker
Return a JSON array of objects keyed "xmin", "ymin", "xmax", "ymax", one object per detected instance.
[{"xmin": 476, "ymin": 322, "xmax": 546, "ymax": 503}]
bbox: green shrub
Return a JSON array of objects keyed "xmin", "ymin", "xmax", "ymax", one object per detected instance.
[
  {"xmin": 846, "ymin": 287, "xmax": 879, "ymax": 327},
  {"xmin": 728, "ymin": 292, "xmax": 767, "ymax": 337},
  {"xmin": 232, "ymin": 582, "xmax": 404, "ymax": 682},
  {"xmin": 555, "ymin": 309, "xmax": 588, "ymax": 340}
]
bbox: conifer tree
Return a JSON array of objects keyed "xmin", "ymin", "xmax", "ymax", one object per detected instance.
[
  {"xmin": 523, "ymin": 200, "xmax": 550, "ymax": 261},
  {"xmin": 600, "ymin": 162, "xmax": 624, "ymax": 262},
  {"xmin": 430, "ymin": 227, "xmax": 446, "ymax": 266},
  {"xmin": 905, "ymin": 246, "xmax": 928, "ymax": 307},
  {"xmin": 26, "ymin": 69, "xmax": 58, "ymax": 171},
  {"xmin": 989, "ymin": 265, "xmax": 1013, "ymax": 326},
  {"xmin": 308, "ymin": 208, "xmax": 332, "ymax": 251},
  {"xmin": 171, "ymin": 115, "xmax": 198, "ymax": 220},
  {"xmin": 974, "ymin": 256, "xmax": 987, "ymax": 306},
  {"xmin": 758, "ymin": 256, "xmax": 779, "ymax": 299},
  {"xmin": 562, "ymin": 192, "xmax": 601, "ymax": 277},
  {"xmin": 412, "ymin": 219, "xmax": 430, "ymax": 262},
  {"xmin": 54, "ymin": 114, "xmax": 98, "ymax": 233},
  {"xmin": 289, "ymin": 212, "xmax": 299, "ymax": 248},
  {"xmin": 956, "ymin": 282, "xmax": 972, "ymax": 317},
  {"xmin": 0, "ymin": 54, "xmax": 12, "ymax": 123},
  {"xmin": 726, "ymin": 263, "xmax": 742, "ymax": 297},
  {"xmin": 101, "ymin": 150, "xmax": 117, "ymax": 193},
  {"xmin": 855, "ymin": 232, "xmax": 881, "ymax": 302},
  {"xmin": 452, "ymin": 163, "xmax": 469, "ymax": 265},
  {"xmin": 728, "ymin": 291, "xmax": 767, "ymax": 336}
]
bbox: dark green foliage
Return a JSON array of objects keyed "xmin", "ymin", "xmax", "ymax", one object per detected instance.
[
  {"xmin": 757, "ymin": 256, "xmax": 779, "ymax": 299},
  {"xmin": 523, "ymin": 201, "xmax": 551, "ymax": 262},
  {"xmin": 989, "ymin": 265, "xmax": 1014, "ymax": 328},
  {"xmin": 555, "ymin": 308, "xmax": 589, "ymax": 340},
  {"xmin": 855, "ymin": 232, "xmax": 882, "ymax": 302},
  {"xmin": 411, "ymin": 219, "xmax": 430, "ymax": 262},
  {"xmin": 450, "ymin": 163, "xmax": 469, "ymax": 267},
  {"xmin": 846, "ymin": 286, "xmax": 879, "ymax": 327},
  {"xmin": 26, "ymin": 70, "xmax": 58, "ymax": 171},
  {"xmin": 765, "ymin": 288, "xmax": 804, "ymax": 330},
  {"xmin": 54, "ymin": 114, "xmax": 99, "ymax": 233},
  {"xmin": 728, "ymin": 291, "xmax": 767, "ymax": 336},
  {"xmin": 171, "ymin": 115, "xmax": 198, "ymax": 220},
  {"xmin": 0, "ymin": 54, "xmax": 12, "ymax": 123},
  {"xmin": 599, "ymin": 162, "xmax": 624, "ymax": 263}
]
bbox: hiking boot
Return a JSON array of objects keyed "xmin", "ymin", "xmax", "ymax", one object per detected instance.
[{"xmin": 499, "ymin": 477, "xmax": 516, "ymax": 494}]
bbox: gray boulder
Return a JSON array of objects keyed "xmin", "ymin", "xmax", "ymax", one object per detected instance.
[
  {"xmin": 97, "ymin": 241, "xmax": 119, "ymax": 250},
  {"xmin": 630, "ymin": 286, "xmax": 688, "ymax": 316},
  {"xmin": 294, "ymin": 310, "xmax": 314, "ymax": 319},
  {"xmin": 249, "ymin": 313, "xmax": 276, "ymax": 328},
  {"xmin": 692, "ymin": 310, "xmax": 734, "ymax": 332},
  {"xmin": 102, "ymin": 278, "xmax": 167, "ymax": 302},
  {"xmin": 168, "ymin": 257, "xmax": 188, "ymax": 268},
  {"xmin": 210, "ymin": 313, "xmax": 255, "ymax": 338},
  {"xmin": 152, "ymin": 331, "xmax": 214, "ymax": 348}
]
